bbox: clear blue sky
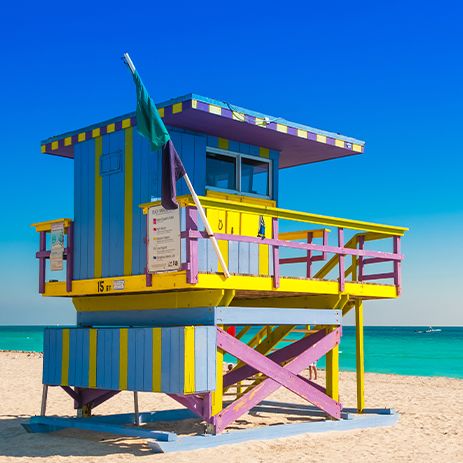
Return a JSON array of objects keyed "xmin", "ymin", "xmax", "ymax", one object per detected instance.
[{"xmin": 0, "ymin": 1, "xmax": 462, "ymax": 325}]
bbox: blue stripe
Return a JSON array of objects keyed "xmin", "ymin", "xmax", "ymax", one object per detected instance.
[
  {"xmin": 161, "ymin": 329, "xmax": 171, "ymax": 392},
  {"xmin": 194, "ymin": 327, "xmax": 207, "ymax": 392},
  {"xmin": 127, "ymin": 329, "xmax": 137, "ymax": 390},
  {"xmin": 111, "ymin": 329, "xmax": 120, "ymax": 390},
  {"xmin": 54, "ymin": 329, "xmax": 63, "ymax": 386},
  {"xmin": 101, "ymin": 131, "xmax": 125, "ymax": 277},
  {"xmin": 135, "ymin": 329, "xmax": 145, "ymax": 391},
  {"xmin": 207, "ymin": 327, "xmax": 216, "ymax": 390},
  {"xmin": 68, "ymin": 330, "xmax": 77, "ymax": 385},
  {"xmin": 143, "ymin": 328, "xmax": 153, "ymax": 391},
  {"xmin": 73, "ymin": 140, "xmax": 95, "ymax": 279},
  {"xmin": 81, "ymin": 329, "xmax": 90, "ymax": 388},
  {"xmin": 96, "ymin": 329, "xmax": 106, "ymax": 388}
]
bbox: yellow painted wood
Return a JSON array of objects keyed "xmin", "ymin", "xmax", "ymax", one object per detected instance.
[
  {"xmin": 325, "ymin": 327, "xmax": 339, "ymax": 401},
  {"xmin": 61, "ymin": 329, "xmax": 70, "ymax": 386},
  {"xmin": 172, "ymin": 102, "xmax": 183, "ymax": 114},
  {"xmin": 73, "ymin": 289, "xmax": 226, "ymax": 312},
  {"xmin": 355, "ymin": 300, "xmax": 365, "ymax": 412},
  {"xmin": 152, "ymin": 328, "xmax": 162, "ymax": 391},
  {"xmin": 218, "ymin": 137, "xmax": 229, "ymax": 150},
  {"xmin": 123, "ymin": 127, "xmax": 133, "ymax": 275},
  {"xmin": 31, "ymin": 218, "xmax": 72, "ymax": 232},
  {"xmin": 184, "ymin": 326, "xmax": 195, "ymax": 394},
  {"xmin": 141, "ymin": 195, "xmax": 407, "ymax": 236},
  {"xmin": 211, "ymin": 346, "xmax": 223, "ymax": 416},
  {"xmin": 119, "ymin": 328, "xmax": 128, "ymax": 390},
  {"xmin": 94, "ymin": 137, "xmax": 103, "ymax": 278},
  {"xmin": 88, "ymin": 329, "xmax": 97, "ymax": 388},
  {"xmin": 45, "ymin": 272, "xmax": 399, "ymax": 299}
]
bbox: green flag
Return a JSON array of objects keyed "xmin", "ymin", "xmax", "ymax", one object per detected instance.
[{"xmin": 132, "ymin": 70, "xmax": 170, "ymax": 150}]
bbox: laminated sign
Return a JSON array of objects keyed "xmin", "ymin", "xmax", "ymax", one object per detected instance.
[
  {"xmin": 147, "ymin": 206, "xmax": 181, "ymax": 273},
  {"xmin": 50, "ymin": 222, "xmax": 65, "ymax": 271}
]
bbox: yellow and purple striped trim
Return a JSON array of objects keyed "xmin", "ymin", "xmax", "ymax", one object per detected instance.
[{"xmin": 41, "ymin": 99, "xmax": 363, "ymax": 155}]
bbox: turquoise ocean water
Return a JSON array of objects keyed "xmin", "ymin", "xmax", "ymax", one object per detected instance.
[{"xmin": 0, "ymin": 325, "xmax": 462, "ymax": 379}]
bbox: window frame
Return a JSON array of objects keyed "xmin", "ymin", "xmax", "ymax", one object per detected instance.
[{"xmin": 205, "ymin": 146, "xmax": 272, "ymax": 199}]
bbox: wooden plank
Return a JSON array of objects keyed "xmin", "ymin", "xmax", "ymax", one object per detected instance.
[
  {"xmin": 183, "ymin": 327, "xmax": 195, "ymax": 394},
  {"xmin": 152, "ymin": 328, "xmax": 162, "ymax": 392}
]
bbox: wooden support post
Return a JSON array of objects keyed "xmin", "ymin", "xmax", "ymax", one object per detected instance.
[
  {"xmin": 133, "ymin": 391, "xmax": 140, "ymax": 425},
  {"xmin": 325, "ymin": 327, "xmax": 339, "ymax": 403},
  {"xmin": 40, "ymin": 384, "xmax": 48, "ymax": 416},
  {"xmin": 355, "ymin": 300, "xmax": 365, "ymax": 413},
  {"xmin": 338, "ymin": 228, "xmax": 345, "ymax": 292},
  {"xmin": 210, "ymin": 326, "xmax": 224, "ymax": 424}
]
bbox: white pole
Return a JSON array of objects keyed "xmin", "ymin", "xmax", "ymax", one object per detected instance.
[
  {"xmin": 122, "ymin": 52, "xmax": 230, "ymax": 279},
  {"xmin": 123, "ymin": 52, "xmax": 136, "ymax": 73},
  {"xmin": 183, "ymin": 173, "xmax": 230, "ymax": 278}
]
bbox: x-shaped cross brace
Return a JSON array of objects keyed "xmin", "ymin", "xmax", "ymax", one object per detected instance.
[{"xmin": 211, "ymin": 326, "xmax": 342, "ymax": 433}]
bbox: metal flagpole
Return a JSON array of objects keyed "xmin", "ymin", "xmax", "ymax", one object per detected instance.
[{"xmin": 122, "ymin": 53, "xmax": 231, "ymax": 279}]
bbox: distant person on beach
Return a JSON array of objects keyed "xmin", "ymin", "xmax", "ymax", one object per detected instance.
[{"xmin": 309, "ymin": 361, "xmax": 318, "ymax": 381}]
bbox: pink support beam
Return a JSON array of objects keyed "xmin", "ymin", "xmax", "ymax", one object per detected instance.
[
  {"xmin": 272, "ymin": 218, "xmax": 280, "ymax": 288},
  {"xmin": 358, "ymin": 235, "xmax": 365, "ymax": 282},
  {"xmin": 144, "ymin": 215, "xmax": 152, "ymax": 287},
  {"xmin": 306, "ymin": 231, "xmax": 313, "ymax": 278},
  {"xmin": 38, "ymin": 231, "xmax": 46, "ymax": 294},
  {"xmin": 66, "ymin": 222, "xmax": 74, "ymax": 293},
  {"xmin": 338, "ymin": 228, "xmax": 345, "ymax": 292},
  {"xmin": 393, "ymin": 236, "xmax": 401, "ymax": 295},
  {"xmin": 214, "ymin": 327, "xmax": 342, "ymax": 432},
  {"xmin": 187, "ymin": 230, "xmax": 402, "ymax": 262},
  {"xmin": 224, "ymin": 329, "xmax": 326, "ymax": 388}
]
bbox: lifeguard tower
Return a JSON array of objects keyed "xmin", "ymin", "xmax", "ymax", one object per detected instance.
[{"xmin": 25, "ymin": 94, "xmax": 407, "ymax": 451}]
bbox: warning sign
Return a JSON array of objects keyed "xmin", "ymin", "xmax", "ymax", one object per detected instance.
[{"xmin": 147, "ymin": 206, "xmax": 181, "ymax": 273}]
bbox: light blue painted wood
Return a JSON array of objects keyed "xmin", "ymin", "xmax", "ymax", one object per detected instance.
[
  {"xmin": 74, "ymin": 329, "xmax": 83, "ymax": 386},
  {"xmin": 143, "ymin": 328, "xmax": 153, "ymax": 391},
  {"xmin": 228, "ymin": 241, "xmax": 239, "ymax": 274},
  {"xmin": 193, "ymin": 326, "xmax": 207, "ymax": 392},
  {"xmin": 249, "ymin": 243, "xmax": 259, "ymax": 275},
  {"xmin": 52, "ymin": 329, "xmax": 61, "ymax": 386},
  {"xmin": 96, "ymin": 329, "xmax": 106, "ymax": 389},
  {"xmin": 127, "ymin": 329, "xmax": 137, "ymax": 391},
  {"xmin": 169, "ymin": 327, "xmax": 184, "ymax": 394},
  {"xmin": 206, "ymin": 327, "xmax": 216, "ymax": 390},
  {"xmin": 102, "ymin": 131, "xmax": 125, "ymax": 277},
  {"xmin": 135, "ymin": 328, "xmax": 145, "ymax": 390},
  {"xmin": 149, "ymin": 411, "xmax": 399, "ymax": 453},
  {"xmin": 25, "ymin": 416, "xmax": 177, "ymax": 442},
  {"xmin": 160, "ymin": 328, "xmax": 171, "ymax": 392},
  {"xmin": 206, "ymin": 239, "xmax": 218, "ymax": 273},
  {"xmin": 68, "ymin": 329, "xmax": 77, "ymax": 385},
  {"xmin": 111, "ymin": 329, "xmax": 120, "ymax": 390},
  {"xmin": 73, "ymin": 139, "xmax": 96, "ymax": 279},
  {"xmin": 42, "ymin": 329, "xmax": 50, "ymax": 384},
  {"xmin": 238, "ymin": 243, "xmax": 250, "ymax": 274}
]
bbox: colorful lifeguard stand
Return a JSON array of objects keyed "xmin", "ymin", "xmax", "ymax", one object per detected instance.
[{"xmin": 26, "ymin": 94, "xmax": 407, "ymax": 449}]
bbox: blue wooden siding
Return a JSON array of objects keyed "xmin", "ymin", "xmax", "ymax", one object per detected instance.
[
  {"xmin": 131, "ymin": 128, "xmax": 207, "ymax": 275},
  {"xmin": 43, "ymin": 326, "xmax": 216, "ymax": 394},
  {"xmin": 73, "ymin": 139, "xmax": 95, "ymax": 280},
  {"xmin": 73, "ymin": 126, "xmax": 279, "ymax": 279},
  {"xmin": 101, "ymin": 131, "xmax": 125, "ymax": 277}
]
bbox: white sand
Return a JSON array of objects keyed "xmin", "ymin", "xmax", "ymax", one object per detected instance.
[{"xmin": 0, "ymin": 352, "xmax": 462, "ymax": 462}]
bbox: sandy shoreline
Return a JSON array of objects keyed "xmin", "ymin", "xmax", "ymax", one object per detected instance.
[{"xmin": 0, "ymin": 351, "xmax": 462, "ymax": 462}]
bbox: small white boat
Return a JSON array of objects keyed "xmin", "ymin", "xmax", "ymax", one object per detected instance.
[{"xmin": 425, "ymin": 326, "xmax": 442, "ymax": 333}]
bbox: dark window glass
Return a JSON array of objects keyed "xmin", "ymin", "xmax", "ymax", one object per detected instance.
[
  {"xmin": 206, "ymin": 152, "xmax": 237, "ymax": 190},
  {"xmin": 241, "ymin": 157, "xmax": 269, "ymax": 196}
]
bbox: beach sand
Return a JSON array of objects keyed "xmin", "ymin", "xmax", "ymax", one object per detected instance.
[{"xmin": 0, "ymin": 351, "xmax": 462, "ymax": 462}]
